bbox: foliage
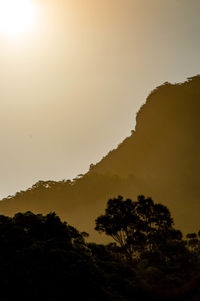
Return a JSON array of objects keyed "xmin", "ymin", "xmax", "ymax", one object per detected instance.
[
  {"xmin": 94, "ymin": 195, "xmax": 200, "ymax": 300},
  {"xmin": 0, "ymin": 211, "xmax": 111, "ymax": 300},
  {"xmin": 95, "ymin": 195, "xmax": 180, "ymax": 261},
  {"xmin": 0, "ymin": 196, "xmax": 199, "ymax": 300}
]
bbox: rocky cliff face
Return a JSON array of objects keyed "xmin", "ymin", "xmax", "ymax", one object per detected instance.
[{"xmin": 1, "ymin": 76, "xmax": 200, "ymax": 241}]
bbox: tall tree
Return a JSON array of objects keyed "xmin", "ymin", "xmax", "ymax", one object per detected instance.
[{"xmin": 95, "ymin": 195, "xmax": 181, "ymax": 261}]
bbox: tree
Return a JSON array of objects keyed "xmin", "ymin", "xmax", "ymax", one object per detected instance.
[
  {"xmin": 95, "ymin": 195, "xmax": 180, "ymax": 261},
  {"xmin": 0, "ymin": 211, "xmax": 115, "ymax": 300},
  {"xmin": 186, "ymin": 232, "xmax": 200, "ymax": 253}
]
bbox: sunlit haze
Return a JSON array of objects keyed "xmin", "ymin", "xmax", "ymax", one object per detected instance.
[
  {"xmin": 0, "ymin": 0, "xmax": 37, "ymax": 36},
  {"xmin": 0, "ymin": 0, "xmax": 200, "ymax": 198}
]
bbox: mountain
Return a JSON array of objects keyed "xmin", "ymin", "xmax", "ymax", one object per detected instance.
[{"xmin": 0, "ymin": 76, "xmax": 200, "ymax": 241}]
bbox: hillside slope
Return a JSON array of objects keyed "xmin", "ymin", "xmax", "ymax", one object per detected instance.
[{"xmin": 0, "ymin": 76, "xmax": 200, "ymax": 241}]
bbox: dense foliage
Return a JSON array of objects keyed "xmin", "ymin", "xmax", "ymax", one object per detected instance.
[
  {"xmin": 95, "ymin": 195, "xmax": 178, "ymax": 261},
  {"xmin": 0, "ymin": 196, "xmax": 200, "ymax": 300}
]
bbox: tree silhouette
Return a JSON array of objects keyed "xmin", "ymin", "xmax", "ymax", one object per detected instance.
[
  {"xmin": 95, "ymin": 195, "xmax": 180, "ymax": 261},
  {"xmin": 0, "ymin": 210, "xmax": 198, "ymax": 300},
  {"xmin": 186, "ymin": 232, "xmax": 200, "ymax": 253}
]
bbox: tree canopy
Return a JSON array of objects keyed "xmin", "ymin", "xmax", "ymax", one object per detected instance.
[
  {"xmin": 95, "ymin": 195, "xmax": 183, "ymax": 262},
  {"xmin": 0, "ymin": 197, "xmax": 199, "ymax": 300}
]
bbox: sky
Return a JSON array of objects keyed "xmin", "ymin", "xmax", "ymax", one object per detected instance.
[{"xmin": 0, "ymin": 0, "xmax": 200, "ymax": 199}]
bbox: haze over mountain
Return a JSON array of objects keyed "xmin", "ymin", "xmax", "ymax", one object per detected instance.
[
  {"xmin": 0, "ymin": 76, "xmax": 199, "ymax": 241},
  {"xmin": 1, "ymin": 0, "xmax": 200, "ymax": 200}
]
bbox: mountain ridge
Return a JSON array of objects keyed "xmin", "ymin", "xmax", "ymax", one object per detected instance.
[{"xmin": 1, "ymin": 76, "xmax": 200, "ymax": 241}]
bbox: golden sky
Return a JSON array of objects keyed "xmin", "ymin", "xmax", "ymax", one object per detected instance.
[{"xmin": 0, "ymin": 0, "xmax": 200, "ymax": 198}]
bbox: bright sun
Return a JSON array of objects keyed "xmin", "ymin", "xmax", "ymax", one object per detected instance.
[{"xmin": 0, "ymin": 0, "xmax": 37, "ymax": 36}]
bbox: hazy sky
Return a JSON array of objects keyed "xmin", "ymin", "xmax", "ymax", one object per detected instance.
[{"xmin": 0, "ymin": 0, "xmax": 200, "ymax": 198}]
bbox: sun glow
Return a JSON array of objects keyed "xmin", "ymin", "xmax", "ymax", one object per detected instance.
[{"xmin": 0, "ymin": 0, "xmax": 37, "ymax": 36}]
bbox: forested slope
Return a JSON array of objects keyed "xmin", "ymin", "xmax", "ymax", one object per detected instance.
[{"xmin": 0, "ymin": 76, "xmax": 199, "ymax": 241}]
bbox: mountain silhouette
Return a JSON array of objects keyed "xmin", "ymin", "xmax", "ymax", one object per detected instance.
[{"xmin": 0, "ymin": 76, "xmax": 200, "ymax": 241}]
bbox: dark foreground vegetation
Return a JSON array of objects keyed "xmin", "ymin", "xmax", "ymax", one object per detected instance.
[{"xmin": 0, "ymin": 195, "xmax": 200, "ymax": 300}]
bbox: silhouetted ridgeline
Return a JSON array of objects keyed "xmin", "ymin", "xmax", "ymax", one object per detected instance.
[{"xmin": 0, "ymin": 76, "xmax": 200, "ymax": 241}]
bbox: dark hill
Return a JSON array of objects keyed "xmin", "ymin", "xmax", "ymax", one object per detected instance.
[{"xmin": 1, "ymin": 76, "xmax": 200, "ymax": 241}]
